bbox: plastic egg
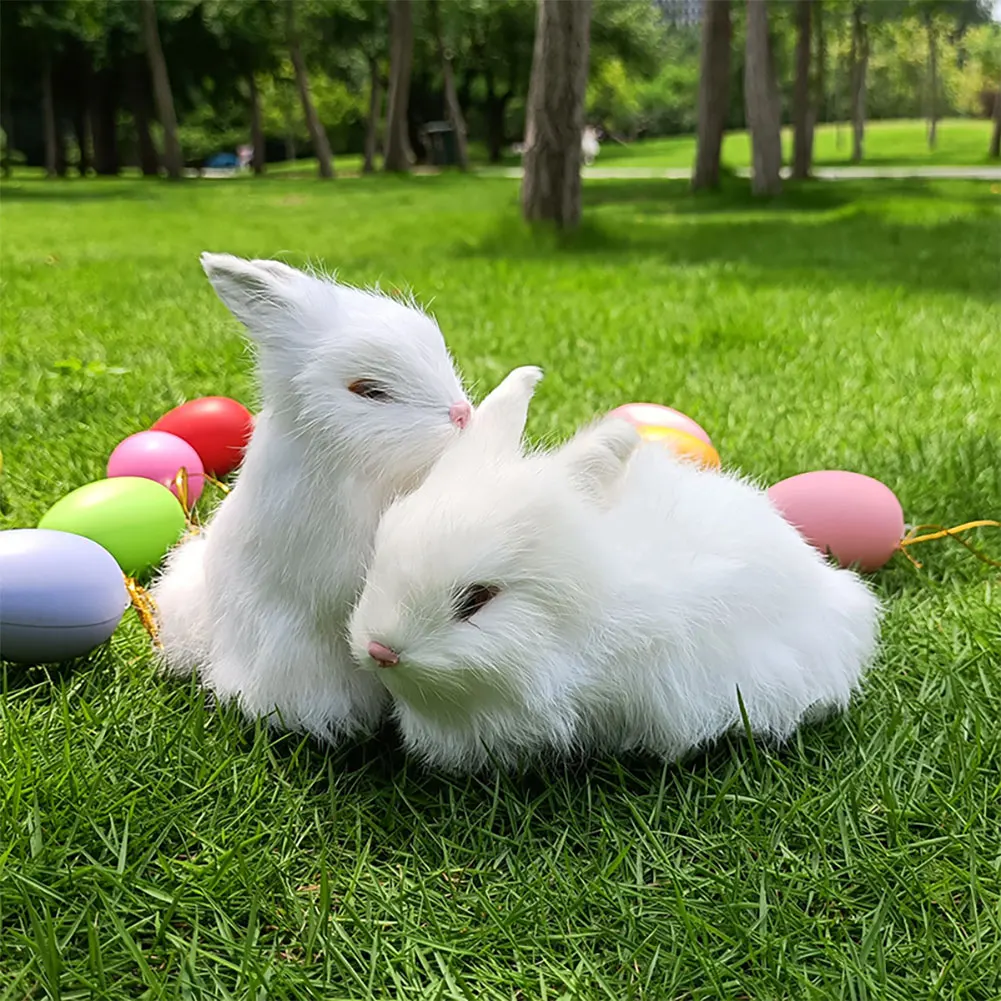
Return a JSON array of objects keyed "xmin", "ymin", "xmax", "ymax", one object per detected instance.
[
  {"xmin": 767, "ymin": 470, "xmax": 905, "ymax": 572},
  {"xmin": 607, "ymin": 402, "xmax": 713, "ymax": 448},
  {"xmin": 639, "ymin": 426, "xmax": 721, "ymax": 470},
  {"xmin": 39, "ymin": 477, "xmax": 186, "ymax": 576},
  {"xmin": 108, "ymin": 430, "xmax": 205, "ymax": 505},
  {"xmin": 0, "ymin": 529, "xmax": 129, "ymax": 664},
  {"xmin": 152, "ymin": 397, "xmax": 253, "ymax": 477}
]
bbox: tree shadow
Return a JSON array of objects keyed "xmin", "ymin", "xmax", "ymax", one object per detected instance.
[
  {"xmin": 0, "ymin": 181, "xmax": 162, "ymax": 203},
  {"xmin": 464, "ymin": 178, "xmax": 1000, "ymax": 302}
]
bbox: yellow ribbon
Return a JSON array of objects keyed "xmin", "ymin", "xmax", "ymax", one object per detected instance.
[
  {"xmin": 897, "ymin": 520, "xmax": 1001, "ymax": 570},
  {"xmin": 124, "ymin": 576, "xmax": 161, "ymax": 647}
]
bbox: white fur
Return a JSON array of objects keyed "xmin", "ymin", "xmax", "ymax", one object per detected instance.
[
  {"xmin": 151, "ymin": 253, "xmax": 470, "ymax": 740},
  {"xmin": 349, "ymin": 368, "xmax": 881, "ymax": 772}
]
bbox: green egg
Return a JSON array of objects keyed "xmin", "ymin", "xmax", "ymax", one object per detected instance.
[{"xmin": 39, "ymin": 477, "xmax": 186, "ymax": 576}]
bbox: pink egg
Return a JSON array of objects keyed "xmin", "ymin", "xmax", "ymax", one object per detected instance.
[
  {"xmin": 606, "ymin": 402, "xmax": 713, "ymax": 447},
  {"xmin": 107, "ymin": 430, "xmax": 204, "ymax": 505},
  {"xmin": 767, "ymin": 470, "xmax": 904, "ymax": 572}
]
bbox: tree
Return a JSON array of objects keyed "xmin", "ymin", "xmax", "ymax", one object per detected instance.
[
  {"xmin": 428, "ymin": 0, "xmax": 468, "ymax": 170},
  {"xmin": 202, "ymin": 0, "xmax": 283, "ymax": 176},
  {"xmin": 792, "ymin": 0, "xmax": 813, "ymax": 180},
  {"xmin": 521, "ymin": 0, "xmax": 592, "ymax": 228},
  {"xmin": 744, "ymin": 0, "xmax": 782, "ymax": 195},
  {"xmin": 139, "ymin": 0, "xmax": 182, "ymax": 178},
  {"xmin": 384, "ymin": 0, "xmax": 415, "ymax": 172},
  {"xmin": 924, "ymin": 7, "xmax": 940, "ymax": 149},
  {"xmin": 692, "ymin": 0, "xmax": 731, "ymax": 191},
  {"xmin": 849, "ymin": 2, "xmax": 869, "ymax": 163},
  {"xmin": 814, "ymin": 0, "xmax": 826, "ymax": 125},
  {"xmin": 991, "ymin": 79, "xmax": 1001, "ymax": 158},
  {"xmin": 286, "ymin": 0, "xmax": 334, "ymax": 178}
]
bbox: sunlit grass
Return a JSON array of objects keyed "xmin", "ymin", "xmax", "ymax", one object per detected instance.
[{"xmin": 1, "ymin": 171, "xmax": 999, "ymax": 998}]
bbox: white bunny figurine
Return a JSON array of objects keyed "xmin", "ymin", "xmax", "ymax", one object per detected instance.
[
  {"xmin": 152, "ymin": 253, "xmax": 472, "ymax": 740},
  {"xmin": 349, "ymin": 367, "xmax": 881, "ymax": 772}
]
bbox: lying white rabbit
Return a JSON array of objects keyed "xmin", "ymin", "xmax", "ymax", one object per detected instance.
[
  {"xmin": 349, "ymin": 367, "xmax": 881, "ymax": 772},
  {"xmin": 152, "ymin": 253, "xmax": 472, "ymax": 739}
]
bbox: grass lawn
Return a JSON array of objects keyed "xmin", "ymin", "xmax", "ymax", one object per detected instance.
[
  {"xmin": 598, "ymin": 117, "xmax": 997, "ymax": 169},
  {"xmin": 259, "ymin": 118, "xmax": 996, "ymax": 176},
  {"xmin": 1, "ymin": 171, "xmax": 1000, "ymax": 999}
]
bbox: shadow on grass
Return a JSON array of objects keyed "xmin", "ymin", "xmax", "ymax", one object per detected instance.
[
  {"xmin": 0, "ymin": 180, "xmax": 162, "ymax": 203},
  {"xmin": 466, "ymin": 177, "xmax": 1000, "ymax": 301}
]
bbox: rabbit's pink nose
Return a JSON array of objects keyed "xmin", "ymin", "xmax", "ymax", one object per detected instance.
[
  {"xmin": 367, "ymin": 641, "xmax": 399, "ymax": 667},
  {"xmin": 449, "ymin": 401, "xmax": 472, "ymax": 429}
]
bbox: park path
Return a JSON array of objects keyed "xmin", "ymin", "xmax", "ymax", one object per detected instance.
[{"xmin": 482, "ymin": 165, "xmax": 1001, "ymax": 181}]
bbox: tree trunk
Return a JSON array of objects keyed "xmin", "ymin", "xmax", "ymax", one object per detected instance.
[
  {"xmin": 484, "ymin": 77, "xmax": 511, "ymax": 163},
  {"xmin": 926, "ymin": 16, "xmax": 938, "ymax": 151},
  {"xmin": 692, "ymin": 0, "xmax": 731, "ymax": 191},
  {"xmin": 791, "ymin": 0, "xmax": 813, "ymax": 180},
  {"xmin": 814, "ymin": 0, "xmax": 825, "ymax": 126},
  {"xmin": 71, "ymin": 57, "xmax": 93, "ymax": 177},
  {"xmin": 2, "ymin": 93, "xmax": 14, "ymax": 178},
  {"xmin": 126, "ymin": 56, "xmax": 159, "ymax": 176},
  {"xmin": 364, "ymin": 56, "xmax": 381, "ymax": 173},
  {"xmin": 249, "ymin": 73, "xmax": 265, "ymax": 175},
  {"xmin": 134, "ymin": 104, "xmax": 160, "ymax": 176},
  {"xmin": 140, "ymin": 0, "xmax": 182, "ymax": 179},
  {"xmin": 428, "ymin": 0, "xmax": 469, "ymax": 170},
  {"xmin": 89, "ymin": 70, "xmax": 120, "ymax": 176},
  {"xmin": 990, "ymin": 81, "xmax": 1001, "ymax": 159},
  {"xmin": 42, "ymin": 55, "xmax": 58, "ymax": 179},
  {"xmin": 74, "ymin": 109, "xmax": 92, "ymax": 176},
  {"xmin": 849, "ymin": 2, "xmax": 867, "ymax": 164},
  {"xmin": 286, "ymin": 0, "xmax": 334, "ymax": 178},
  {"xmin": 384, "ymin": 0, "xmax": 415, "ymax": 172},
  {"xmin": 744, "ymin": 0, "xmax": 782, "ymax": 195},
  {"xmin": 521, "ymin": 0, "xmax": 592, "ymax": 228}
]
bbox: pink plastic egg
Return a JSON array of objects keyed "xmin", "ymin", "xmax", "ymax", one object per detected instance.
[
  {"xmin": 767, "ymin": 470, "xmax": 904, "ymax": 572},
  {"xmin": 107, "ymin": 430, "xmax": 204, "ymax": 505},
  {"xmin": 606, "ymin": 402, "xmax": 713, "ymax": 447}
]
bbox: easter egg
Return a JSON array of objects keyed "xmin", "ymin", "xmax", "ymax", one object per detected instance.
[
  {"xmin": 767, "ymin": 471, "xmax": 905, "ymax": 572},
  {"xmin": 39, "ymin": 477, "xmax": 186, "ymax": 576},
  {"xmin": 607, "ymin": 402, "xmax": 713, "ymax": 448},
  {"xmin": 108, "ymin": 430, "xmax": 205, "ymax": 505},
  {"xmin": 152, "ymin": 397, "xmax": 253, "ymax": 477},
  {"xmin": 639, "ymin": 426, "xmax": 721, "ymax": 470},
  {"xmin": 0, "ymin": 529, "xmax": 129, "ymax": 664}
]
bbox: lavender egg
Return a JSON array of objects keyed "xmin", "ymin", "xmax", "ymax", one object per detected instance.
[{"xmin": 0, "ymin": 529, "xmax": 129, "ymax": 664}]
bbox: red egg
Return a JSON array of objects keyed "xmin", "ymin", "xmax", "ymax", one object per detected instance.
[
  {"xmin": 152, "ymin": 397, "xmax": 253, "ymax": 477},
  {"xmin": 606, "ymin": 402, "xmax": 713, "ymax": 447},
  {"xmin": 767, "ymin": 470, "xmax": 904, "ymax": 572}
]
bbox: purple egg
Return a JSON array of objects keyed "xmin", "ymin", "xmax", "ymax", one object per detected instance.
[
  {"xmin": 107, "ymin": 430, "xmax": 204, "ymax": 505},
  {"xmin": 0, "ymin": 529, "xmax": 129, "ymax": 664}
]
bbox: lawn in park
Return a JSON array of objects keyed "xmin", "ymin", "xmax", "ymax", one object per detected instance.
[
  {"xmin": 598, "ymin": 116, "xmax": 997, "ymax": 169},
  {"xmin": 258, "ymin": 117, "xmax": 996, "ymax": 175},
  {"xmin": 1, "ymin": 170, "xmax": 1000, "ymax": 998}
]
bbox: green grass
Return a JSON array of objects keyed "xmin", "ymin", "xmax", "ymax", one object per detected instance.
[
  {"xmin": 255, "ymin": 118, "xmax": 998, "ymax": 175},
  {"xmin": 597, "ymin": 117, "xmax": 997, "ymax": 169},
  {"xmin": 1, "ymin": 171, "xmax": 1000, "ymax": 999}
]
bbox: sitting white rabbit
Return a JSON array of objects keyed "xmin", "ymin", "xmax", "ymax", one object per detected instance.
[
  {"xmin": 348, "ymin": 367, "xmax": 881, "ymax": 772},
  {"xmin": 152, "ymin": 253, "xmax": 472, "ymax": 740}
]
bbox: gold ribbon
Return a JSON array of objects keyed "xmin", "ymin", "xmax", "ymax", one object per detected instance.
[
  {"xmin": 124, "ymin": 576, "xmax": 161, "ymax": 647},
  {"xmin": 897, "ymin": 520, "xmax": 1001, "ymax": 570}
]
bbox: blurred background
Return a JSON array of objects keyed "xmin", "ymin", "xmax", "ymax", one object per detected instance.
[{"xmin": 1, "ymin": 0, "xmax": 998, "ymax": 182}]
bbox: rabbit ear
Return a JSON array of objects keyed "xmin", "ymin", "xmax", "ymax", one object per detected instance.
[
  {"xmin": 467, "ymin": 366, "xmax": 544, "ymax": 455},
  {"xmin": 559, "ymin": 419, "xmax": 640, "ymax": 506},
  {"xmin": 201, "ymin": 252, "xmax": 303, "ymax": 334}
]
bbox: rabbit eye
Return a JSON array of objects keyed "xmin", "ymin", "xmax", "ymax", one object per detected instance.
[
  {"xmin": 453, "ymin": 584, "xmax": 500, "ymax": 622},
  {"xmin": 348, "ymin": 379, "xmax": 392, "ymax": 401}
]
